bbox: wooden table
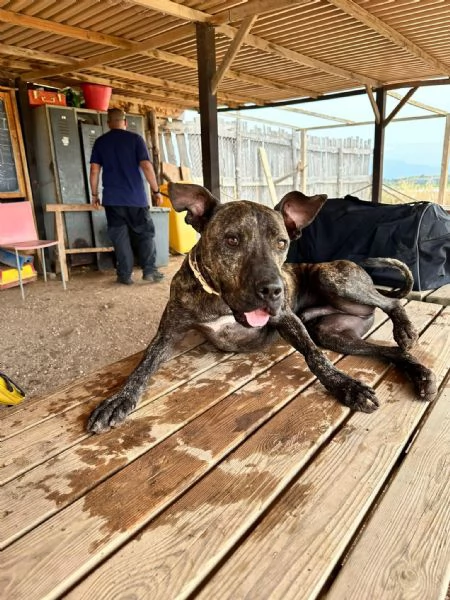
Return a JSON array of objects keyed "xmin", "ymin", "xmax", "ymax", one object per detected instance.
[{"xmin": 1, "ymin": 300, "xmax": 449, "ymax": 600}]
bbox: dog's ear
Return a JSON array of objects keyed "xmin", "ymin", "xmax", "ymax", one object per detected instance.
[
  {"xmin": 168, "ymin": 183, "xmax": 220, "ymax": 232},
  {"xmin": 275, "ymin": 191, "xmax": 327, "ymax": 240}
]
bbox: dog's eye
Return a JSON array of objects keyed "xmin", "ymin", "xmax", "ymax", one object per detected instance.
[
  {"xmin": 226, "ymin": 236, "xmax": 239, "ymax": 247},
  {"xmin": 277, "ymin": 239, "xmax": 288, "ymax": 250}
]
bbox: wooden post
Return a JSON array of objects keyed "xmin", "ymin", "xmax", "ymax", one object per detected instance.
[
  {"xmin": 300, "ymin": 129, "xmax": 308, "ymax": 194},
  {"xmin": 235, "ymin": 113, "xmax": 242, "ymax": 199},
  {"xmin": 337, "ymin": 144, "xmax": 343, "ymax": 197},
  {"xmin": 438, "ymin": 114, "xmax": 450, "ymax": 206},
  {"xmin": 258, "ymin": 147, "xmax": 277, "ymax": 207},
  {"xmin": 371, "ymin": 87, "xmax": 386, "ymax": 204},
  {"xmin": 196, "ymin": 23, "xmax": 220, "ymax": 199},
  {"xmin": 292, "ymin": 127, "xmax": 298, "ymax": 190},
  {"xmin": 147, "ymin": 110, "xmax": 161, "ymax": 184}
]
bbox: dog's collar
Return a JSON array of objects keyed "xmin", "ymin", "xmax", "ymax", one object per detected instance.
[{"xmin": 188, "ymin": 247, "xmax": 220, "ymax": 296}]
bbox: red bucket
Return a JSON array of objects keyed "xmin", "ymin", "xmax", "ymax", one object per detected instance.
[{"xmin": 81, "ymin": 83, "xmax": 112, "ymax": 111}]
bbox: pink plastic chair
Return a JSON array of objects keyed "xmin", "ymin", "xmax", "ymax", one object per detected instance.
[{"xmin": 0, "ymin": 201, "xmax": 66, "ymax": 299}]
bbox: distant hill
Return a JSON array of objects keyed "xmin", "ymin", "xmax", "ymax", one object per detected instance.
[{"xmin": 382, "ymin": 159, "xmax": 438, "ymax": 180}]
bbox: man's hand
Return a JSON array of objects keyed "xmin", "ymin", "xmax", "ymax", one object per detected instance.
[
  {"xmin": 91, "ymin": 194, "xmax": 101, "ymax": 209},
  {"xmin": 151, "ymin": 191, "xmax": 163, "ymax": 207}
]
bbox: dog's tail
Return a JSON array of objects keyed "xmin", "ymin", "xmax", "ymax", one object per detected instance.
[{"xmin": 359, "ymin": 258, "xmax": 414, "ymax": 298}]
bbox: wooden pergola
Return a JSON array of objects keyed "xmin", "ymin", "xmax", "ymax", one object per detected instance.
[{"xmin": 0, "ymin": 0, "xmax": 449, "ymax": 201}]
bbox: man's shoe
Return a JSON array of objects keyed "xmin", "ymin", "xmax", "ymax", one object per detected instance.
[
  {"xmin": 116, "ymin": 276, "xmax": 134, "ymax": 285},
  {"xmin": 143, "ymin": 269, "xmax": 164, "ymax": 283}
]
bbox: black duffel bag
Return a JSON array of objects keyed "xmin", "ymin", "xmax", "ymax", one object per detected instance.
[{"xmin": 287, "ymin": 195, "xmax": 450, "ymax": 291}]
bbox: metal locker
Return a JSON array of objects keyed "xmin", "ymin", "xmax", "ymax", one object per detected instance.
[
  {"xmin": 79, "ymin": 123, "xmax": 114, "ymax": 271},
  {"xmin": 48, "ymin": 107, "xmax": 94, "ymax": 265}
]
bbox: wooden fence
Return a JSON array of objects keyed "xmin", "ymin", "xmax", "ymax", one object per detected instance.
[{"xmin": 159, "ymin": 116, "xmax": 373, "ymax": 204}]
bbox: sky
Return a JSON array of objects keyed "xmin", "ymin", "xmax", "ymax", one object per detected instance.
[{"xmin": 184, "ymin": 84, "xmax": 450, "ymax": 177}]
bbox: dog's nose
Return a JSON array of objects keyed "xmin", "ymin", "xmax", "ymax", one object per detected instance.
[{"xmin": 257, "ymin": 280, "xmax": 283, "ymax": 303}]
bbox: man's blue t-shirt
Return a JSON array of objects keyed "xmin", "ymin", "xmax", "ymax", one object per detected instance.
[{"xmin": 90, "ymin": 129, "xmax": 150, "ymax": 207}]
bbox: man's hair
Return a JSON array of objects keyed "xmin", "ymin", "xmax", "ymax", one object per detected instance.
[{"xmin": 107, "ymin": 108, "xmax": 126, "ymax": 123}]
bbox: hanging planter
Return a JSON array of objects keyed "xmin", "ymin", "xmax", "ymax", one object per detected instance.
[{"xmin": 80, "ymin": 83, "xmax": 112, "ymax": 111}]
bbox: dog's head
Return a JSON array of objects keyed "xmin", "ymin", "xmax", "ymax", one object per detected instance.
[{"xmin": 169, "ymin": 184, "xmax": 326, "ymax": 327}]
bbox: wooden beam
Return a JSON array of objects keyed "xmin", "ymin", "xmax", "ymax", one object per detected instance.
[
  {"xmin": 211, "ymin": 16, "xmax": 257, "ymax": 95},
  {"xmin": 229, "ymin": 69, "xmax": 318, "ymax": 97},
  {"xmin": 62, "ymin": 71, "xmax": 199, "ymax": 107},
  {"xmin": 365, "ymin": 85, "xmax": 380, "ymax": 124},
  {"xmin": 0, "ymin": 43, "xmax": 80, "ymax": 67},
  {"xmin": 217, "ymin": 24, "xmax": 381, "ymax": 87},
  {"xmin": 280, "ymin": 105, "xmax": 355, "ymax": 123},
  {"xmin": 372, "ymin": 87, "xmax": 386, "ymax": 204},
  {"xmin": 327, "ymin": 0, "xmax": 450, "ymax": 76},
  {"xmin": 129, "ymin": 0, "xmax": 210, "ymax": 22},
  {"xmin": 300, "ymin": 129, "xmax": 308, "ymax": 194},
  {"xmin": 196, "ymin": 23, "xmax": 220, "ymax": 198},
  {"xmin": 438, "ymin": 115, "xmax": 450, "ymax": 206},
  {"xmin": 387, "ymin": 91, "xmax": 448, "ymax": 116},
  {"xmin": 210, "ymin": 0, "xmax": 314, "ymax": 25},
  {"xmin": 384, "ymin": 87, "xmax": 417, "ymax": 127},
  {"xmin": 258, "ymin": 147, "xmax": 277, "ymax": 207},
  {"xmin": 0, "ymin": 8, "xmax": 133, "ymax": 49}
]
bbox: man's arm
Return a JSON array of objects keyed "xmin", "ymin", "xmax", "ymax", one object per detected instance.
[
  {"xmin": 140, "ymin": 160, "xmax": 162, "ymax": 206},
  {"xmin": 89, "ymin": 163, "xmax": 101, "ymax": 208}
]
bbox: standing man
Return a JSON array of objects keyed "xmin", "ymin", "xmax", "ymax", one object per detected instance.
[{"xmin": 89, "ymin": 108, "xmax": 164, "ymax": 285}]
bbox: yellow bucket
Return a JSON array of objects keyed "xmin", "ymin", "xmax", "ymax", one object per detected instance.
[
  {"xmin": 160, "ymin": 183, "xmax": 198, "ymax": 254},
  {"xmin": 0, "ymin": 372, "xmax": 25, "ymax": 405}
]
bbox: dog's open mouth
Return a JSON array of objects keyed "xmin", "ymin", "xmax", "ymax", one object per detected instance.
[{"xmin": 244, "ymin": 308, "xmax": 271, "ymax": 327}]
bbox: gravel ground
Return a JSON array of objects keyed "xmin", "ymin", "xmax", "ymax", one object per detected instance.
[{"xmin": 0, "ymin": 255, "xmax": 184, "ymax": 403}]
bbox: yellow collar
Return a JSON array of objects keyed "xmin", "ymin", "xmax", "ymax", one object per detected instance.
[{"xmin": 188, "ymin": 248, "xmax": 220, "ymax": 296}]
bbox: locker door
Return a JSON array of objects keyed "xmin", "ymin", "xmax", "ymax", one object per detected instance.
[
  {"xmin": 48, "ymin": 107, "xmax": 94, "ymax": 265},
  {"xmin": 79, "ymin": 123, "xmax": 114, "ymax": 271}
]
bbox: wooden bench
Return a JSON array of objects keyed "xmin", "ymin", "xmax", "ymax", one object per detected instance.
[
  {"xmin": 1, "ymin": 300, "xmax": 449, "ymax": 599},
  {"xmin": 46, "ymin": 204, "xmax": 113, "ymax": 282}
]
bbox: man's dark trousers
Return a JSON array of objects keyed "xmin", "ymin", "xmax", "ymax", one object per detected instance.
[{"xmin": 105, "ymin": 206, "xmax": 156, "ymax": 280}]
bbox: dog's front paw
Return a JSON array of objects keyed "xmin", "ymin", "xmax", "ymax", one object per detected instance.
[
  {"xmin": 87, "ymin": 393, "xmax": 135, "ymax": 434},
  {"xmin": 337, "ymin": 379, "xmax": 379, "ymax": 413},
  {"xmin": 410, "ymin": 364, "xmax": 437, "ymax": 402}
]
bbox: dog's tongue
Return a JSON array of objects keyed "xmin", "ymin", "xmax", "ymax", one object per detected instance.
[{"xmin": 244, "ymin": 308, "xmax": 270, "ymax": 327}]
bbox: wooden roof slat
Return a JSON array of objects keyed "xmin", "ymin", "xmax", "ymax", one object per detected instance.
[
  {"xmin": 327, "ymin": 0, "xmax": 450, "ymax": 75},
  {"xmin": 0, "ymin": 7, "xmax": 134, "ymax": 49}
]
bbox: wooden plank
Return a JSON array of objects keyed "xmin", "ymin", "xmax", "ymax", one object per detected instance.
[
  {"xmin": 211, "ymin": 16, "xmax": 257, "ymax": 95},
  {"xmin": 65, "ymin": 247, "xmax": 113, "ymax": 254},
  {"xmin": 161, "ymin": 161, "xmax": 181, "ymax": 182},
  {"xmin": 46, "ymin": 204, "xmax": 100, "ymax": 212},
  {"xmin": 53, "ymin": 210, "xmax": 69, "ymax": 283},
  {"xmin": 327, "ymin": 0, "xmax": 450, "ymax": 75},
  {"xmin": 0, "ymin": 340, "xmax": 296, "ymax": 549},
  {"xmin": 0, "ymin": 7, "xmax": 133, "ymax": 49},
  {"xmin": 63, "ymin": 303, "xmax": 444, "ymax": 600},
  {"xmin": 197, "ymin": 306, "xmax": 449, "ymax": 600},
  {"xmin": 258, "ymin": 146, "xmax": 277, "ymax": 207},
  {"xmin": 327, "ymin": 380, "xmax": 450, "ymax": 600},
  {"xmin": 426, "ymin": 284, "xmax": 450, "ymax": 306},
  {"xmin": 0, "ymin": 343, "xmax": 229, "ymax": 486},
  {"xmin": 0, "ymin": 331, "xmax": 204, "ymax": 440},
  {"xmin": 1, "ymin": 345, "xmax": 338, "ymax": 597},
  {"xmin": 0, "ymin": 306, "xmax": 404, "ymax": 595}
]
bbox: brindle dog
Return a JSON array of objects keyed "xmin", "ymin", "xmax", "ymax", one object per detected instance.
[{"xmin": 87, "ymin": 183, "xmax": 436, "ymax": 433}]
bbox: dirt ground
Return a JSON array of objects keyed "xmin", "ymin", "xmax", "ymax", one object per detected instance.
[{"xmin": 0, "ymin": 255, "xmax": 184, "ymax": 404}]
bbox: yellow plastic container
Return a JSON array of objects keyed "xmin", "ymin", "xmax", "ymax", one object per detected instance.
[{"xmin": 160, "ymin": 183, "xmax": 198, "ymax": 254}]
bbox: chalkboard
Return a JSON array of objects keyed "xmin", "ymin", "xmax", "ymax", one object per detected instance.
[{"xmin": 0, "ymin": 98, "xmax": 19, "ymax": 193}]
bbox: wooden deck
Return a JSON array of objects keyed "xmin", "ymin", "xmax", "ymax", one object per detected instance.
[{"xmin": 1, "ymin": 300, "xmax": 449, "ymax": 600}]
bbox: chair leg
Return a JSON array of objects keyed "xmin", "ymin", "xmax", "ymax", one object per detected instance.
[
  {"xmin": 15, "ymin": 249, "xmax": 25, "ymax": 301},
  {"xmin": 41, "ymin": 248, "xmax": 47, "ymax": 282}
]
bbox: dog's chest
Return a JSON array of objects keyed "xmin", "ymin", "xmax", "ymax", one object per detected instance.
[{"xmin": 197, "ymin": 316, "xmax": 275, "ymax": 352}]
